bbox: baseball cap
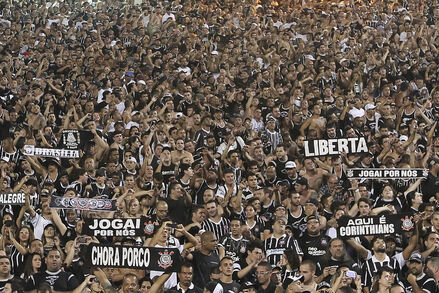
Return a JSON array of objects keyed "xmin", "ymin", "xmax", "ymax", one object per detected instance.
[
  {"xmin": 364, "ymin": 104, "xmax": 376, "ymax": 111},
  {"xmin": 296, "ymin": 177, "xmax": 308, "ymax": 187},
  {"xmin": 127, "ymin": 157, "xmax": 137, "ymax": 164},
  {"xmin": 283, "ymin": 275, "xmax": 304, "ymax": 289},
  {"xmin": 96, "ymin": 168, "xmax": 106, "ymax": 177},
  {"xmin": 240, "ymin": 282, "xmax": 258, "ymax": 290},
  {"xmin": 125, "ymin": 72, "xmax": 134, "ymax": 77},
  {"xmin": 306, "ymin": 198, "xmax": 319, "ymax": 207},
  {"xmin": 285, "ymin": 161, "xmax": 297, "ymax": 169},
  {"xmin": 41, "ymin": 189, "xmax": 50, "ymax": 197},
  {"xmin": 276, "ymin": 216, "xmax": 288, "ymax": 225},
  {"xmin": 306, "ymin": 215, "xmax": 320, "ymax": 223},
  {"xmin": 0, "ymin": 157, "xmax": 10, "ymax": 163},
  {"xmin": 428, "ymin": 157, "xmax": 439, "ymax": 168},
  {"xmin": 408, "ymin": 252, "xmax": 424, "ymax": 263}
]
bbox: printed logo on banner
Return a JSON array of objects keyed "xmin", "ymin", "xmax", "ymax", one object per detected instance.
[
  {"xmin": 158, "ymin": 249, "xmax": 174, "ymax": 269},
  {"xmin": 144, "ymin": 219, "xmax": 156, "ymax": 235},
  {"xmin": 50, "ymin": 196, "xmax": 116, "ymax": 211},
  {"xmin": 401, "ymin": 216, "xmax": 414, "ymax": 231},
  {"xmin": 304, "ymin": 137, "xmax": 368, "ymax": 157},
  {"xmin": 0, "ymin": 193, "xmax": 25, "ymax": 205},
  {"xmin": 62, "ymin": 130, "xmax": 80, "ymax": 149}
]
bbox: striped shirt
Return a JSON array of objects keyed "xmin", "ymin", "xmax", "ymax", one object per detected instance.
[
  {"xmin": 261, "ymin": 129, "xmax": 283, "ymax": 154},
  {"xmin": 264, "ymin": 234, "xmax": 303, "ymax": 266},
  {"xmin": 202, "ymin": 217, "xmax": 230, "ymax": 242},
  {"xmin": 362, "ymin": 254, "xmax": 401, "ymax": 288},
  {"xmin": 9, "ymin": 245, "xmax": 25, "ymax": 277},
  {"xmin": 0, "ymin": 146, "xmax": 21, "ymax": 163}
]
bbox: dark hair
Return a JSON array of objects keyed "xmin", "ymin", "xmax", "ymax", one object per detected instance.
[
  {"xmin": 37, "ymin": 282, "xmax": 52, "ymax": 293},
  {"xmin": 370, "ymin": 236, "xmax": 386, "ymax": 248},
  {"xmin": 257, "ymin": 261, "xmax": 272, "ymax": 271},
  {"xmin": 220, "ymin": 256, "xmax": 234, "ymax": 265},
  {"xmin": 205, "ymin": 199, "xmax": 218, "ymax": 206},
  {"xmin": 179, "ymin": 261, "xmax": 193, "ymax": 272},
  {"xmin": 6, "ymin": 279, "xmax": 24, "ymax": 293},
  {"xmin": 358, "ymin": 198, "xmax": 371, "ymax": 206},
  {"xmin": 22, "ymin": 253, "xmax": 42, "ymax": 280},
  {"xmin": 246, "ymin": 239, "xmax": 263, "ymax": 253},
  {"xmin": 284, "ymin": 248, "xmax": 300, "ymax": 270},
  {"xmin": 420, "ymin": 202, "xmax": 434, "ymax": 212}
]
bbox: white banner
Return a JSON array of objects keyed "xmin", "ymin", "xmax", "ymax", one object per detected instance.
[{"xmin": 23, "ymin": 145, "xmax": 79, "ymax": 158}]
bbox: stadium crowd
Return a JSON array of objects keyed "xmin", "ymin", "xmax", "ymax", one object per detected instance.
[{"xmin": 2, "ymin": 0, "xmax": 439, "ymax": 292}]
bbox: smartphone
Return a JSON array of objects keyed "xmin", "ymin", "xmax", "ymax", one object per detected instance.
[
  {"xmin": 346, "ymin": 270, "xmax": 357, "ymax": 278},
  {"xmin": 77, "ymin": 237, "xmax": 87, "ymax": 244},
  {"xmin": 166, "ymin": 223, "xmax": 178, "ymax": 228}
]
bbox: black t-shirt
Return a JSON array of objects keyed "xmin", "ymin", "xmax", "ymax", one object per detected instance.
[
  {"xmin": 218, "ymin": 279, "xmax": 240, "ymax": 293},
  {"xmin": 25, "ymin": 270, "xmax": 80, "ymax": 292},
  {"xmin": 422, "ymin": 172, "xmax": 439, "ymax": 202},
  {"xmin": 88, "ymin": 182, "xmax": 114, "ymax": 199},
  {"xmin": 160, "ymin": 163, "xmax": 176, "ymax": 185},
  {"xmin": 165, "ymin": 196, "xmax": 189, "ymax": 225},
  {"xmin": 192, "ymin": 250, "xmax": 220, "ymax": 289},
  {"xmin": 298, "ymin": 232, "xmax": 331, "ymax": 267},
  {"xmin": 402, "ymin": 273, "xmax": 436, "ymax": 293},
  {"xmin": 257, "ymin": 281, "xmax": 277, "ymax": 293},
  {"xmin": 0, "ymin": 275, "xmax": 14, "ymax": 291}
]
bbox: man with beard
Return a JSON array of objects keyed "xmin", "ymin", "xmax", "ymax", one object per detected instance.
[
  {"xmin": 287, "ymin": 192, "xmax": 306, "ymax": 238},
  {"xmin": 298, "ymin": 215, "xmax": 330, "ymax": 268},
  {"xmin": 194, "ymin": 116, "xmax": 213, "ymax": 151},
  {"xmin": 404, "ymin": 252, "xmax": 436, "ymax": 293},
  {"xmin": 193, "ymin": 168, "xmax": 219, "ymax": 205},
  {"xmin": 360, "ymin": 236, "xmax": 402, "ymax": 292},
  {"xmin": 317, "ymin": 238, "xmax": 360, "ymax": 283}
]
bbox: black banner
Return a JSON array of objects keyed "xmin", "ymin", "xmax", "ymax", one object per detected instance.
[
  {"xmin": 85, "ymin": 244, "xmax": 182, "ymax": 271},
  {"xmin": 49, "ymin": 196, "xmax": 116, "ymax": 211},
  {"xmin": 23, "ymin": 145, "xmax": 79, "ymax": 158},
  {"xmin": 82, "ymin": 218, "xmax": 150, "ymax": 237},
  {"xmin": 304, "ymin": 137, "xmax": 369, "ymax": 157},
  {"xmin": 0, "ymin": 193, "xmax": 25, "ymax": 205},
  {"xmin": 347, "ymin": 168, "xmax": 428, "ymax": 179},
  {"xmin": 337, "ymin": 214, "xmax": 414, "ymax": 238},
  {"xmin": 62, "ymin": 130, "xmax": 80, "ymax": 149}
]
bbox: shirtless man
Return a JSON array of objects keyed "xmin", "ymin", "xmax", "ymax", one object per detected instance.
[
  {"xmin": 300, "ymin": 158, "xmax": 328, "ymax": 192},
  {"xmin": 171, "ymin": 138, "xmax": 194, "ymax": 164},
  {"xmin": 300, "ymin": 104, "xmax": 326, "ymax": 138}
]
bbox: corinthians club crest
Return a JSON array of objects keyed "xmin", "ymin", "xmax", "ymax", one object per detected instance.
[
  {"xmin": 401, "ymin": 215, "xmax": 414, "ymax": 231},
  {"xmin": 158, "ymin": 249, "xmax": 174, "ymax": 269},
  {"xmin": 62, "ymin": 129, "xmax": 80, "ymax": 149}
]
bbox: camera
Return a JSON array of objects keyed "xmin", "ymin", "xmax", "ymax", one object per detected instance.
[{"xmin": 346, "ymin": 270, "xmax": 357, "ymax": 278}]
